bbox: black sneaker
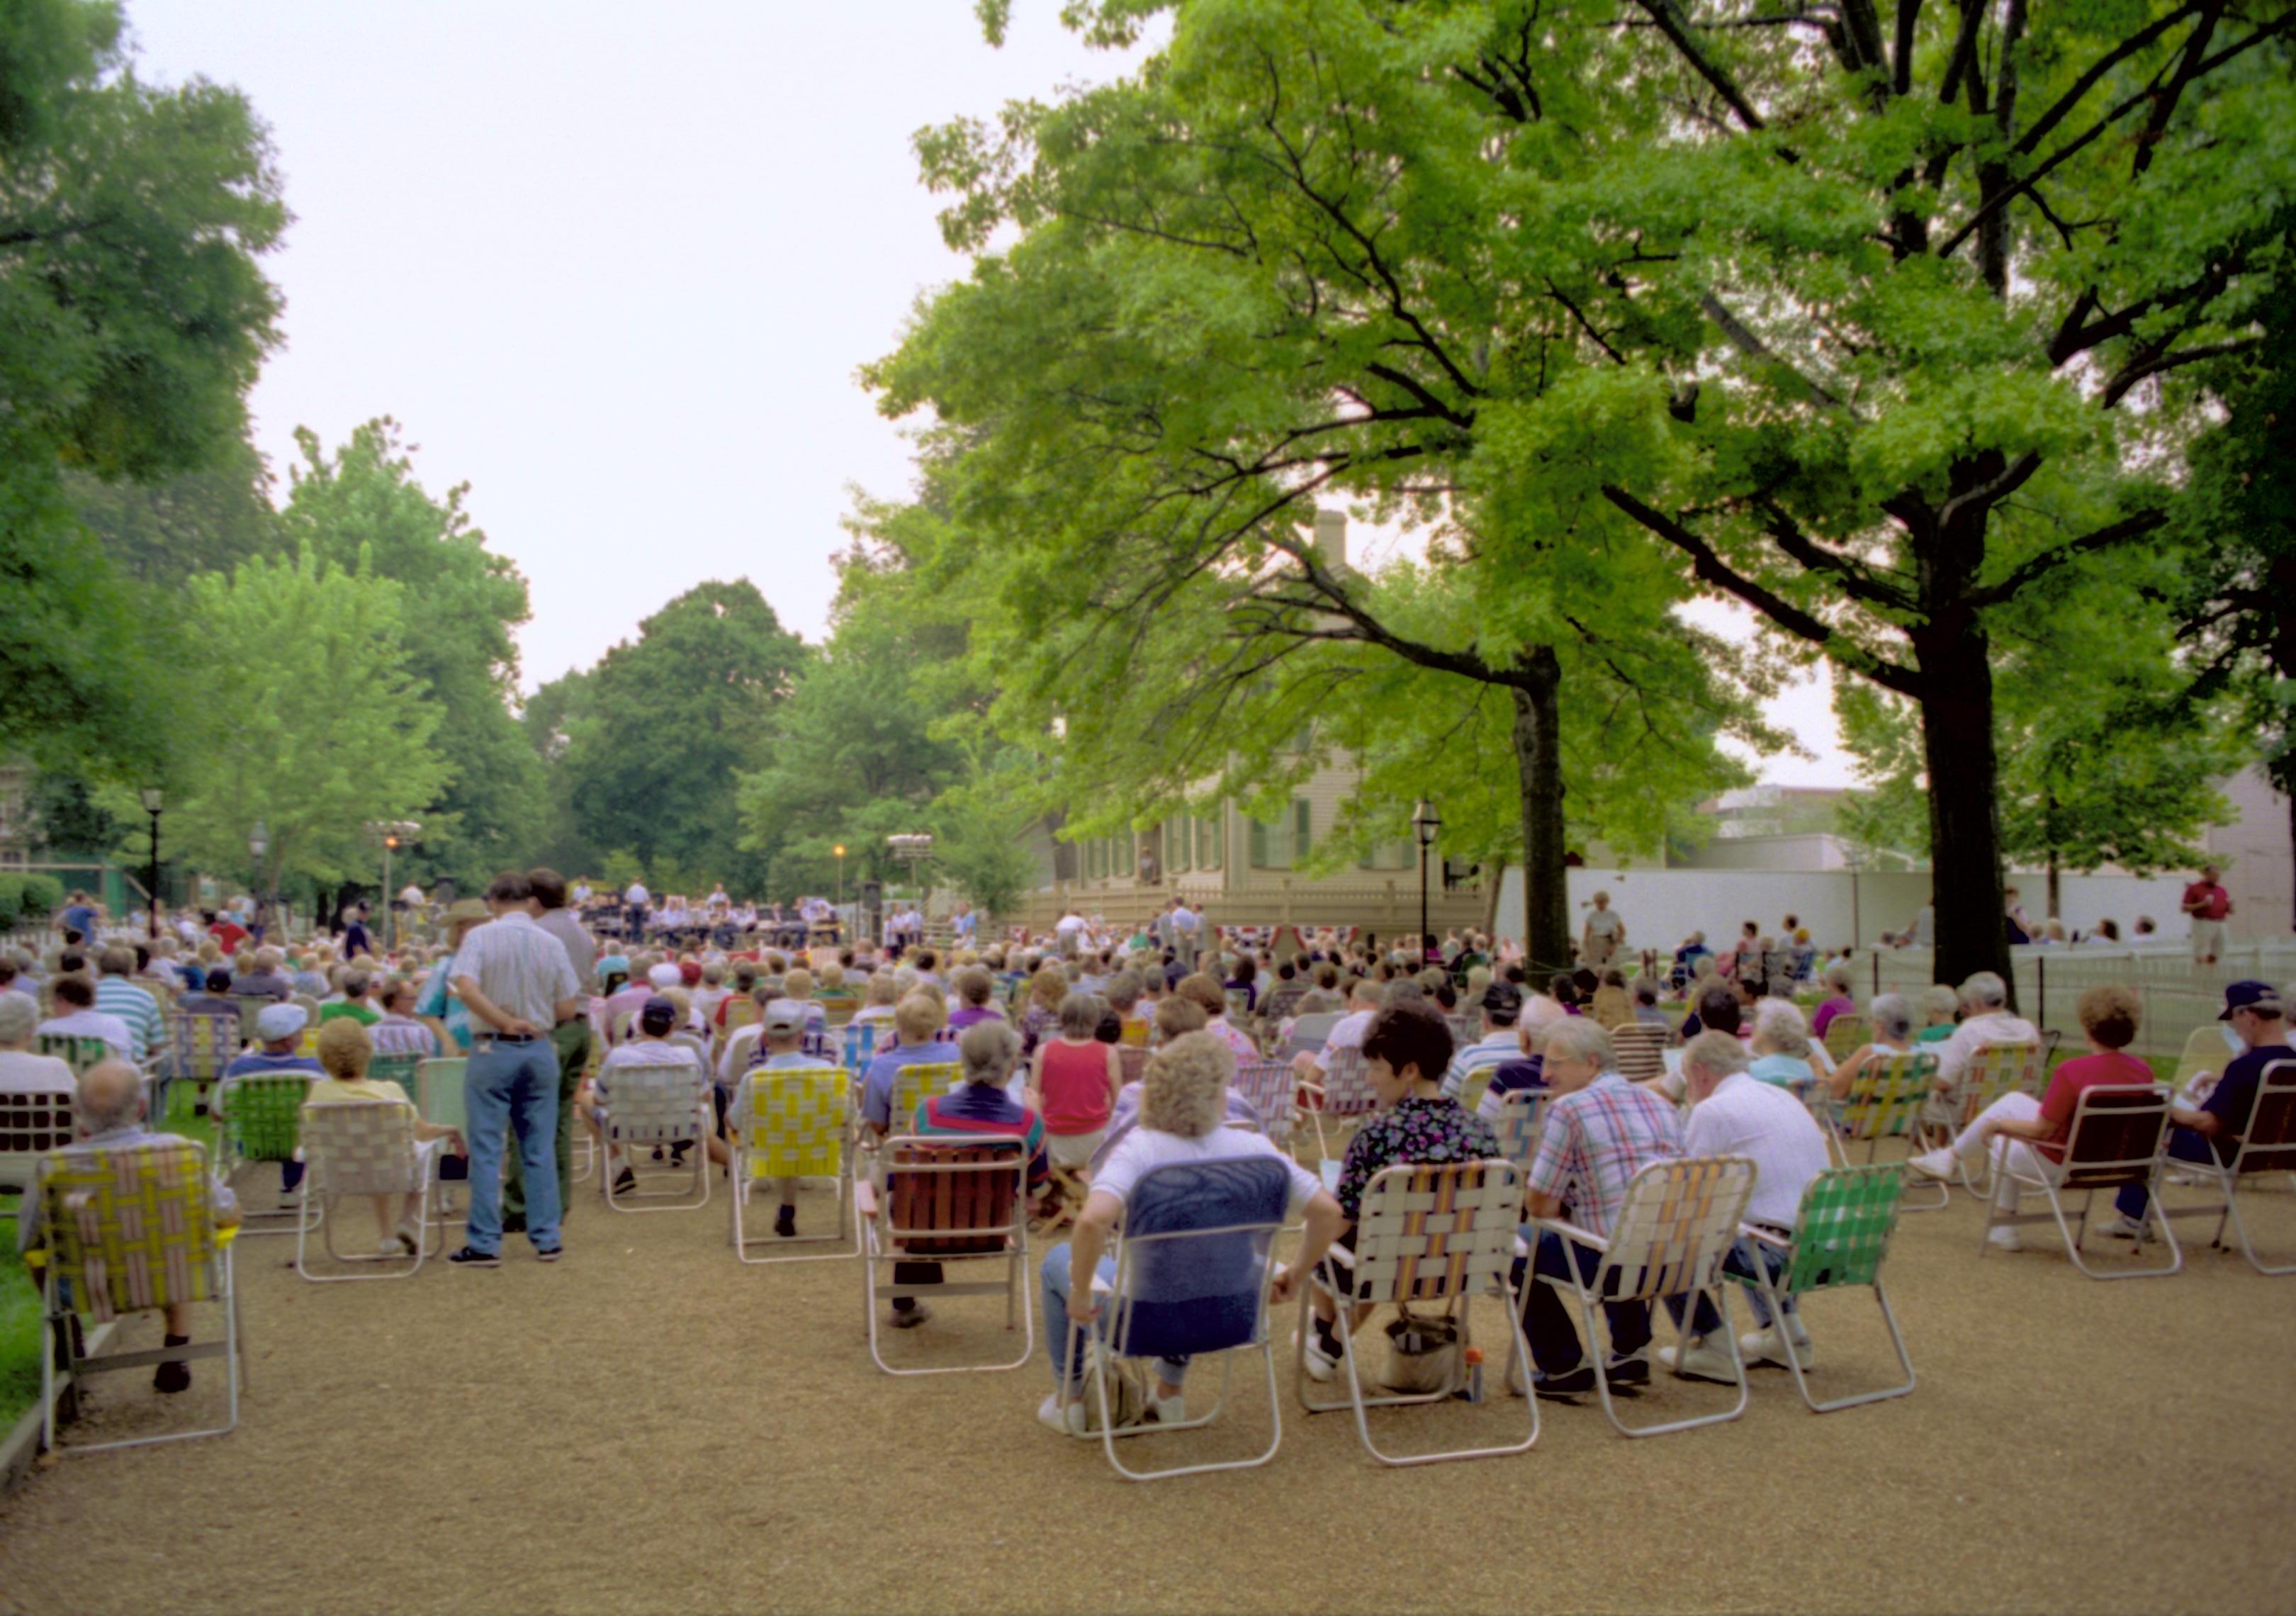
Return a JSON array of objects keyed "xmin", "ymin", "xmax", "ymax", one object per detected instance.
[
  {"xmin": 774, "ymin": 1205, "xmax": 798, "ymax": 1238},
  {"xmin": 534, "ymin": 1245, "xmax": 563, "ymax": 1263},
  {"xmin": 1529, "ymin": 1365, "xmax": 1598, "ymax": 1399},
  {"xmin": 613, "ymin": 1167, "xmax": 636, "ymax": 1194},
  {"xmin": 1606, "ymin": 1353, "xmax": 1652, "ymax": 1388},
  {"xmin": 154, "ymin": 1335, "xmax": 193, "ymax": 1394},
  {"xmin": 447, "ymin": 1245, "xmax": 502, "ymax": 1269}
]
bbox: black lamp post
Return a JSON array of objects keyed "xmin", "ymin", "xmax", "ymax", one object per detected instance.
[
  {"xmin": 249, "ymin": 819, "xmax": 269, "ymax": 941},
  {"xmin": 140, "ymin": 786, "xmax": 164, "ymax": 939},
  {"xmin": 1411, "ymin": 799, "xmax": 1441, "ymax": 965}
]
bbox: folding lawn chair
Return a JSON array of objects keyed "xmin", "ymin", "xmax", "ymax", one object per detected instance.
[
  {"xmin": 1229, "ymin": 1061, "xmax": 1298, "ymax": 1153},
  {"xmin": 1923, "ymin": 1042, "xmax": 2042, "ymax": 1200},
  {"xmin": 1527, "ymin": 1155, "xmax": 1757, "ymax": 1438},
  {"xmin": 1821, "ymin": 1013, "xmax": 1872, "ymax": 1067},
  {"xmin": 32, "ymin": 1139, "xmax": 245, "ymax": 1454},
  {"xmin": 38, "ymin": 1034, "xmax": 111, "ymax": 1079},
  {"xmin": 1488, "ymin": 1089, "xmax": 1543, "ymax": 1174},
  {"xmin": 1063, "ymin": 1157, "xmax": 1293, "ymax": 1481},
  {"xmin": 2150, "ymin": 1060, "xmax": 2296, "ymax": 1275},
  {"xmin": 856, "ymin": 1135, "xmax": 1032, "ymax": 1376},
  {"xmin": 597, "ymin": 1059, "xmax": 713, "ymax": 1213},
  {"xmin": 1735, "ymin": 1165, "xmax": 1917, "ymax": 1412},
  {"xmin": 1610, "ymin": 1023, "xmax": 1669, "ymax": 1085},
  {"xmin": 163, "ymin": 1009, "xmax": 241, "ymax": 1120},
  {"xmin": 840, "ymin": 1019, "xmax": 879, "ymax": 1079},
  {"xmin": 2171, "ymin": 1023, "xmax": 2239, "ymax": 1104},
  {"xmin": 1831, "ymin": 1050, "xmax": 1935, "ymax": 1173},
  {"xmin": 1980, "ymin": 1085, "xmax": 2180, "ymax": 1279},
  {"xmin": 0, "ymin": 1087, "xmax": 78, "ymax": 1197},
  {"xmin": 215, "ymin": 1072, "xmax": 317, "ymax": 1236},
  {"xmin": 1303, "ymin": 1047, "xmax": 1377, "ymax": 1179},
  {"xmin": 730, "ymin": 1064, "xmax": 857, "ymax": 1263},
  {"xmin": 295, "ymin": 1099, "xmax": 446, "ymax": 1281},
  {"xmin": 1296, "ymin": 1159, "xmax": 1538, "ymax": 1466}
]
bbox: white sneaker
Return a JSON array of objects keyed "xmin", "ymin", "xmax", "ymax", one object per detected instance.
[
  {"xmin": 1300, "ymin": 1326, "xmax": 1341, "ymax": 1383},
  {"xmin": 1987, "ymin": 1225, "xmax": 2024, "ymax": 1252},
  {"xmin": 376, "ymin": 1238, "xmax": 405, "ymax": 1257},
  {"xmin": 1657, "ymin": 1338, "xmax": 1738, "ymax": 1384},
  {"xmin": 1905, "ymin": 1148, "xmax": 1958, "ymax": 1182},
  {"xmin": 2091, "ymin": 1213, "xmax": 2149, "ymax": 1240},
  {"xmin": 1144, "ymin": 1384, "xmax": 1185, "ymax": 1425},
  {"xmin": 1036, "ymin": 1392, "xmax": 1086, "ymax": 1436},
  {"xmin": 1738, "ymin": 1325, "xmax": 1814, "ymax": 1369}
]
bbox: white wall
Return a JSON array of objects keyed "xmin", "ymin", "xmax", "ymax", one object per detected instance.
[{"xmin": 1492, "ymin": 866, "xmax": 2200, "ymax": 954}]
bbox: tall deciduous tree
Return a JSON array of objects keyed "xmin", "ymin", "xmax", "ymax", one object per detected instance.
[
  {"xmin": 169, "ymin": 550, "xmax": 448, "ymax": 902},
  {"xmin": 284, "ymin": 419, "xmax": 544, "ymax": 885},
  {"xmin": 0, "ymin": 0, "xmax": 286, "ymax": 775}
]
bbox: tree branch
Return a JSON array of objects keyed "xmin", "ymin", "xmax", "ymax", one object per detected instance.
[
  {"xmin": 1631, "ymin": 0, "xmax": 1768, "ymax": 131},
  {"xmin": 1964, "ymin": 510, "xmax": 2168, "ymax": 607},
  {"xmin": 2099, "ymin": 337, "xmax": 2261, "ymax": 408},
  {"xmin": 2014, "ymin": 1, "xmax": 2203, "ymax": 155},
  {"xmin": 1757, "ymin": 500, "xmax": 1920, "ymax": 612}
]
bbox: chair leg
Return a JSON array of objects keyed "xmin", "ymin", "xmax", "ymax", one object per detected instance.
[
  {"xmin": 1750, "ymin": 1265, "xmax": 1915, "ymax": 1413},
  {"xmin": 1553, "ymin": 1265, "xmax": 1746, "ymax": 1439}
]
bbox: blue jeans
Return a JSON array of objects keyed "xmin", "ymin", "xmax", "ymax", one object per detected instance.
[
  {"xmin": 1041, "ymin": 1243, "xmax": 1188, "ymax": 1392},
  {"xmin": 1665, "ymin": 1235, "xmax": 1793, "ymax": 1338},
  {"xmin": 465, "ymin": 1038, "xmax": 562, "ymax": 1253},
  {"xmin": 1515, "ymin": 1227, "xmax": 1652, "ymax": 1374},
  {"xmin": 2115, "ymin": 1127, "xmax": 2219, "ymax": 1220}
]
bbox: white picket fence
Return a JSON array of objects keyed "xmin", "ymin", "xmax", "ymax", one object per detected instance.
[{"xmin": 1856, "ymin": 942, "xmax": 2296, "ymax": 1062}]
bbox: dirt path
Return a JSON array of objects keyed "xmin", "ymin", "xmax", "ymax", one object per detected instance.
[{"xmin": 2, "ymin": 1162, "xmax": 2292, "ymax": 1615}]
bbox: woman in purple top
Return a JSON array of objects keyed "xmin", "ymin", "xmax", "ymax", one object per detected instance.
[
  {"xmin": 946, "ymin": 965, "xmax": 1006, "ymax": 1032},
  {"xmin": 1809, "ymin": 962, "xmax": 1857, "ymax": 1039}
]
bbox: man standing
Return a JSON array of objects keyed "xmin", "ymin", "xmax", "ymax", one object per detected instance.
[
  {"xmin": 952, "ymin": 901, "xmax": 977, "ymax": 948},
  {"xmin": 342, "ymin": 903, "xmax": 373, "ymax": 960},
  {"xmin": 503, "ymin": 868, "xmax": 596, "ymax": 1236},
  {"xmin": 59, "ymin": 890, "xmax": 99, "ymax": 946},
  {"xmin": 1170, "ymin": 897, "xmax": 1200, "ymax": 970},
  {"xmin": 2182, "ymin": 864, "xmax": 2234, "ymax": 966},
  {"xmin": 1053, "ymin": 904, "xmax": 1087, "ymax": 959},
  {"xmin": 449, "ymin": 871, "xmax": 583, "ymax": 1267},
  {"xmin": 1581, "ymin": 891, "xmax": 1626, "ymax": 970},
  {"xmin": 622, "ymin": 876, "xmax": 651, "ymax": 943}
]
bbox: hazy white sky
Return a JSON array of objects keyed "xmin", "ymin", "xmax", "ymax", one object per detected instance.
[{"xmin": 126, "ymin": 0, "xmax": 1855, "ymax": 787}]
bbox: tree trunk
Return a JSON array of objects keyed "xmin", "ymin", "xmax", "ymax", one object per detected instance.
[
  {"xmin": 1510, "ymin": 646, "xmax": 1572, "ymax": 977},
  {"xmin": 1482, "ymin": 857, "xmax": 1507, "ymax": 939},
  {"xmin": 1913, "ymin": 620, "xmax": 2014, "ymax": 997}
]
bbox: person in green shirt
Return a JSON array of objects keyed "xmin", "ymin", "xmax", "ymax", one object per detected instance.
[
  {"xmin": 1913, "ymin": 984, "xmax": 1959, "ymax": 1044},
  {"xmin": 317, "ymin": 968, "xmax": 383, "ymax": 1028}
]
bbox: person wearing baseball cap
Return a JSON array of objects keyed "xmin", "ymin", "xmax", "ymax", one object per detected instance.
[
  {"xmin": 219, "ymin": 999, "xmax": 320, "ymax": 1206},
  {"xmin": 584, "ymin": 992, "xmax": 712, "ymax": 1196},
  {"xmin": 412, "ymin": 899, "xmax": 492, "ymax": 1054},
  {"xmin": 1438, "ymin": 980, "xmax": 1526, "ymax": 1104},
  {"xmin": 2099, "ymin": 980, "xmax": 2290, "ymax": 1238},
  {"xmin": 727, "ymin": 999, "xmax": 836, "ymax": 1243}
]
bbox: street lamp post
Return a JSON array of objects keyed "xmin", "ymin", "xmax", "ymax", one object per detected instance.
[
  {"xmin": 382, "ymin": 828, "xmax": 400, "ymax": 953},
  {"xmin": 140, "ymin": 786, "xmax": 164, "ymax": 939},
  {"xmin": 1411, "ymin": 799, "xmax": 1441, "ymax": 965},
  {"xmin": 248, "ymin": 819, "xmax": 269, "ymax": 942},
  {"xmin": 833, "ymin": 844, "xmax": 846, "ymax": 909}
]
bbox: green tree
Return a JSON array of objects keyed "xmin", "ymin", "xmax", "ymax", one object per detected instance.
[
  {"xmin": 562, "ymin": 580, "xmax": 806, "ymax": 887},
  {"xmin": 167, "ymin": 550, "xmax": 449, "ymax": 906},
  {"xmin": 876, "ymin": 1, "xmax": 1776, "ymax": 970},
  {"xmin": 0, "ymin": 0, "xmax": 286, "ymax": 775},
  {"xmin": 69, "ymin": 431, "xmax": 283, "ymax": 588},
  {"xmin": 283, "ymin": 418, "xmax": 544, "ymax": 885}
]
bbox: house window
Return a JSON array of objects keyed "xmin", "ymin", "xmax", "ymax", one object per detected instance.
[
  {"xmin": 1358, "ymin": 840, "xmax": 1414, "ymax": 871},
  {"xmin": 1084, "ymin": 838, "xmax": 1105, "ymax": 881},
  {"xmin": 1195, "ymin": 813, "xmax": 1223, "ymax": 871},
  {"xmin": 1165, "ymin": 815, "xmax": 1191, "ymax": 874},
  {"xmin": 1111, "ymin": 835, "xmax": 1135, "ymax": 877},
  {"xmin": 1249, "ymin": 800, "xmax": 1312, "ymax": 869}
]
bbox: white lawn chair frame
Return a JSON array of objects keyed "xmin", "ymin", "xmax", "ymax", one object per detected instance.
[
  {"xmin": 856, "ymin": 1134, "xmax": 1033, "ymax": 1376},
  {"xmin": 1487, "ymin": 1089, "xmax": 1543, "ymax": 1174},
  {"xmin": 1921, "ymin": 1042, "xmax": 2042, "ymax": 1201},
  {"xmin": 1735, "ymin": 1165, "xmax": 1918, "ymax": 1414},
  {"xmin": 1064, "ymin": 1157, "xmax": 1294, "ymax": 1481},
  {"xmin": 2151, "ymin": 1059, "xmax": 2296, "ymax": 1276},
  {"xmin": 1302, "ymin": 1047, "xmax": 1377, "ymax": 1172},
  {"xmin": 730, "ymin": 1064, "xmax": 857, "ymax": 1264},
  {"xmin": 1296, "ymin": 1159, "xmax": 1539, "ymax": 1467},
  {"xmin": 1981, "ymin": 1086, "xmax": 2182, "ymax": 1279},
  {"xmin": 1527, "ymin": 1155, "xmax": 1757, "ymax": 1439},
  {"xmin": 0, "ymin": 1088, "xmax": 77, "ymax": 1196},
  {"xmin": 597, "ymin": 1059, "xmax": 713, "ymax": 1213},
  {"xmin": 295, "ymin": 1099, "xmax": 446, "ymax": 1282},
  {"xmin": 1229, "ymin": 1061, "xmax": 1299, "ymax": 1153}
]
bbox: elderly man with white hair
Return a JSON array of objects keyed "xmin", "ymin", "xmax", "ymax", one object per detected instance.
[
  {"xmin": 35, "ymin": 975, "xmax": 135, "ymax": 1062},
  {"xmin": 1655, "ymin": 1033, "xmax": 1832, "ymax": 1381},
  {"xmin": 16, "ymin": 1059, "xmax": 240, "ymax": 1393},
  {"xmin": 1923, "ymin": 971, "xmax": 2037, "ymax": 1130},
  {"xmin": 0, "ymin": 993, "xmax": 74, "ymax": 1095}
]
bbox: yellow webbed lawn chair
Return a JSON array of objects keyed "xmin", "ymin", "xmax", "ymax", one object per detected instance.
[{"xmin": 731, "ymin": 1062, "xmax": 856, "ymax": 1263}]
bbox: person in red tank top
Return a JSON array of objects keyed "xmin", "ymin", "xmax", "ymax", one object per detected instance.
[{"xmin": 1030, "ymin": 992, "xmax": 1122, "ymax": 1169}]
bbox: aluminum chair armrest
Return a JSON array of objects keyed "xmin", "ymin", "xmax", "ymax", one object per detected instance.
[
  {"xmin": 1297, "ymin": 1079, "xmax": 1327, "ymax": 1104},
  {"xmin": 1528, "ymin": 1215, "xmax": 1607, "ymax": 1255},
  {"xmin": 1739, "ymin": 1223, "xmax": 1793, "ymax": 1252},
  {"xmin": 853, "ymin": 1181, "xmax": 879, "ymax": 1220}
]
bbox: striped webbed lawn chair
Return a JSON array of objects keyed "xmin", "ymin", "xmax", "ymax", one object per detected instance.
[
  {"xmin": 164, "ymin": 1010, "xmax": 242, "ymax": 1120},
  {"xmin": 1298, "ymin": 1160, "xmax": 1538, "ymax": 1466},
  {"xmin": 1303, "ymin": 1047, "xmax": 1378, "ymax": 1181},
  {"xmin": 597, "ymin": 1058, "xmax": 713, "ymax": 1213},
  {"xmin": 1735, "ymin": 1165, "xmax": 1917, "ymax": 1412},
  {"xmin": 0, "ymin": 1087, "xmax": 78, "ymax": 1197},
  {"xmin": 296, "ymin": 1099, "xmax": 444, "ymax": 1281},
  {"xmin": 840, "ymin": 1020, "xmax": 880, "ymax": 1081},
  {"xmin": 1981, "ymin": 1085, "xmax": 2180, "ymax": 1279},
  {"xmin": 1061, "ymin": 1157, "xmax": 1294, "ymax": 1481},
  {"xmin": 215, "ymin": 1072, "xmax": 317, "ymax": 1235},
  {"xmin": 1610, "ymin": 1023, "xmax": 1669, "ymax": 1086},
  {"xmin": 731, "ymin": 1065, "xmax": 856, "ymax": 1263},
  {"xmin": 856, "ymin": 1135, "xmax": 1032, "ymax": 1376},
  {"xmin": 1487, "ymin": 1089, "xmax": 1543, "ymax": 1174},
  {"xmin": 1835, "ymin": 1050, "xmax": 1939, "ymax": 1192},
  {"xmin": 863, "ymin": 1060, "xmax": 959, "ymax": 1160},
  {"xmin": 1935, "ymin": 1043, "xmax": 2044, "ymax": 1200},
  {"xmin": 1527, "ymin": 1156, "xmax": 1758, "ymax": 1438},
  {"xmin": 2151, "ymin": 1059, "xmax": 2296, "ymax": 1276},
  {"xmin": 1230, "ymin": 1062, "xmax": 1298, "ymax": 1154},
  {"xmin": 1821, "ymin": 1012, "xmax": 1872, "ymax": 1068},
  {"xmin": 33, "ymin": 1139, "xmax": 244, "ymax": 1454}
]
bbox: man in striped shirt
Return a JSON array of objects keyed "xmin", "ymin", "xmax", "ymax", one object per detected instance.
[
  {"xmin": 1512, "ymin": 1019, "xmax": 1684, "ymax": 1398},
  {"xmin": 94, "ymin": 946, "xmax": 167, "ymax": 1064},
  {"xmin": 1438, "ymin": 981, "xmax": 1524, "ymax": 1104},
  {"xmin": 369, "ymin": 977, "xmax": 441, "ymax": 1059}
]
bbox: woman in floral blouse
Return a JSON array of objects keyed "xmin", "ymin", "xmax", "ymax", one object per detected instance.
[{"xmin": 1303, "ymin": 1002, "xmax": 1502, "ymax": 1381}]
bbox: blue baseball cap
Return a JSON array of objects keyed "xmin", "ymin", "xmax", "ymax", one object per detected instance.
[{"xmin": 2220, "ymin": 981, "xmax": 2282, "ymax": 1021}]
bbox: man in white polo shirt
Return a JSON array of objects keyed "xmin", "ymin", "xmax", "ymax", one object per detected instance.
[
  {"xmin": 1656, "ymin": 1032, "xmax": 1830, "ymax": 1382},
  {"xmin": 1439, "ymin": 981, "xmax": 1526, "ymax": 1102}
]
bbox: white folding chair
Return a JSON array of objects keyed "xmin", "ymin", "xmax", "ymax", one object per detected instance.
[
  {"xmin": 597, "ymin": 1058, "xmax": 713, "ymax": 1213},
  {"xmin": 295, "ymin": 1099, "xmax": 446, "ymax": 1281},
  {"xmin": 2151, "ymin": 1060, "xmax": 2296, "ymax": 1275},
  {"xmin": 1303, "ymin": 1047, "xmax": 1377, "ymax": 1179}
]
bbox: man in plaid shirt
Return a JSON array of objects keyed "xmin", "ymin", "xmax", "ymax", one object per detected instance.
[{"xmin": 1513, "ymin": 1019, "xmax": 1683, "ymax": 1398}]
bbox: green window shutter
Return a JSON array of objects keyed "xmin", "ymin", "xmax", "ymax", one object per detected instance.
[
  {"xmin": 1293, "ymin": 799, "xmax": 1312, "ymax": 863},
  {"xmin": 1249, "ymin": 818, "xmax": 1269, "ymax": 868},
  {"xmin": 1203, "ymin": 814, "xmax": 1222, "ymax": 870}
]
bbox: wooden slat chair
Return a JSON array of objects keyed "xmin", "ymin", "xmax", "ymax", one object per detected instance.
[
  {"xmin": 1229, "ymin": 1061, "xmax": 1299, "ymax": 1154},
  {"xmin": 1062, "ymin": 1157, "xmax": 1294, "ymax": 1481},
  {"xmin": 1821, "ymin": 1012, "xmax": 1872, "ymax": 1067},
  {"xmin": 1981, "ymin": 1087, "xmax": 2181, "ymax": 1279},
  {"xmin": 1303, "ymin": 1047, "xmax": 1378, "ymax": 1179},
  {"xmin": 296, "ymin": 1099, "xmax": 446, "ymax": 1281},
  {"xmin": 730, "ymin": 1064, "xmax": 856, "ymax": 1264},
  {"xmin": 597, "ymin": 1058, "xmax": 713, "ymax": 1213},
  {"xmin": 1296, "ymin": 1160, "xmax": 1538, "ymax": 1466},
  {"xmin": 2153, "ymin": 1060, "xmax": 2296, "ymax": 1276},
  {"xmin": 1610, "ymin": 1022, "xmax": 1669, "ymax": 1085},
  {"xmin": 1526, "ymin": 1155, "xmax": 1758, "ymax": 1438},
  {"xmin": 215, "ymin": 1072, "xmax": 317, "ymax": 1236},
  {"xmin": 31, "ymin": 1139, "xmax": 245, "ymax": 1454},
  {"xmin": 1735, "ymin": 1165, "xmax": 1917, "ymax": 1413},
  {"xmin": 855, "ymin": 1136, "xmax": 1032, "ymax": 1376},
  {"xmin": 0, "ymin": 1088, "xmax": 77, "ymax": 1198},
  {"xmin": 163, "ymin": 1010, "xmax": 242, "ymax": 1121}
]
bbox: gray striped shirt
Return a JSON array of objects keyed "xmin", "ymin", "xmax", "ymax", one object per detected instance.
[{"xmin": 451, "ymin": 911, "xmax": 582, "ymax": 1029}]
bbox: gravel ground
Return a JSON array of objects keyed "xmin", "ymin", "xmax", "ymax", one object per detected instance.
[{"xmin": 1, "ymin": 1152, "xmax": 2292, "ymax": 1616}]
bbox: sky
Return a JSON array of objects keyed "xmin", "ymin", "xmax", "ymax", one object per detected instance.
[{"xmin": 125, "ymin": 0, "xmax": 1856, "ymax": 787}]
